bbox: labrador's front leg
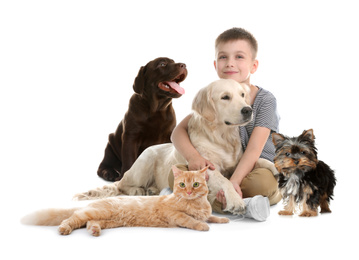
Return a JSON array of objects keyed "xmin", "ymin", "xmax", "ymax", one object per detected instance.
[{"xmin": 206, "ymin": 170, "xmax": 245, "ymax": 215}]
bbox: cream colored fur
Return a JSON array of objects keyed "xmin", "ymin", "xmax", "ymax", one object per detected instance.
[{"xmin": 74, "ymin": 79, "xmax": 278, "ymax": 215}]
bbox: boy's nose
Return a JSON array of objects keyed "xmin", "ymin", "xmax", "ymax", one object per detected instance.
[{"xmin": 226, "ymin": 59, "xmax": 234, "ymax": 67}]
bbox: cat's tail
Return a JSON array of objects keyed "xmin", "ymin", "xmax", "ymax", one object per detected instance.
[
  {"xmin": 21, "ymin": 207, "xmax": 81, "ymax": 226},
  {"xmin": 73, "ymin": 182, "xmax": 122, "ymax": 201}
]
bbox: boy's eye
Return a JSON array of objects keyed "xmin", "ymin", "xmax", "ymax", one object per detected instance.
[
  {"xmin": 236, "ymin": 55, "xmax": 244, "ymax": 59},
  {"xmin": 193, "ymin": 182, "xmax": 200, "ymax": 188},
  {"xmin": 219, "ymin": 55, "xmax": 227, "ymax": 60},
  {"xmin": 179, "ymin": 182, "xmax": 186, "ymax": 188}
]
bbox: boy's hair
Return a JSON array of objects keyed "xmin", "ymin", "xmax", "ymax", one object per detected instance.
[{"xmin": 215, "ymin": 27, "xmax": 258, "ymax": 59}]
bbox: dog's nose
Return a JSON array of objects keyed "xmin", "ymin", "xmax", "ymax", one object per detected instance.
[
  {"xmin": 294, "ymin": 160, "xmax": 299, "ymax": 165},
  {"xmin": 241, "ymin": 107, "xmax": 252, "ymax": 117},
  {"xmin": 178, "ymin": 63, "xmax": 186, "ymax": 68}
]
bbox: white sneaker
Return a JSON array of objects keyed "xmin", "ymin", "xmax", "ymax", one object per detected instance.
[
  {"xmin": 243, "ymin": 195, "xmax": 270, "ymax": 222},
  {"xmin": 159, "ymin": 187, "xmax": 173, "ymax": 196}
]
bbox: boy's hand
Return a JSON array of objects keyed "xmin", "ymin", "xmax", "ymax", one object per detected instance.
[{"xmin": 187, "ymin": 154, "xmax": 215, "ymax": 171}]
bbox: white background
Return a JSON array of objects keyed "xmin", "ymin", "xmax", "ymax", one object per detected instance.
[{"xmin": 1, "ymin": 0, "xmax": 358, "ymax": 259}]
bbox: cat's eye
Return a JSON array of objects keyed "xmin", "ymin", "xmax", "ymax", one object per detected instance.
[
  {"xmin": 193, "ymin": 182, "xmax": 200, "ymax": 188},
  {"xmin": 179, "ymin": 182, "xmax": 186, "ymax": 188},
  {"xmin": 285, "ymin": 152, "xmax": 291, "ymax": 157}
]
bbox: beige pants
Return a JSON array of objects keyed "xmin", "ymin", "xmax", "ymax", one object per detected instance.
[{"xmin": 168, "ymin": 164, "xmax": 281, "ymax": 214}]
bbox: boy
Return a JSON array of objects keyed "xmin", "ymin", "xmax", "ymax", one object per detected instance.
[{"xmin": 167, "ymin": 28, "xmax": 281, "ymax": 221}]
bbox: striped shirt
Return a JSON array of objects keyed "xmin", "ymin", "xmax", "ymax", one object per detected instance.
[{"xmin": 239, "ymin": 86, "xmax": 280, "ymax": 162}]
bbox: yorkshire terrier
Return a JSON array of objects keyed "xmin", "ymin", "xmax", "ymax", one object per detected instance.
[{"xmin": 272, "ymin": 129, "xmax": 336, "ymax": 217}]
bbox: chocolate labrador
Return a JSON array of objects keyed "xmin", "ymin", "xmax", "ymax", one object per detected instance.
[{"xmin": 97, "ymin": 57, "xmax": 187, "ymax": 181}]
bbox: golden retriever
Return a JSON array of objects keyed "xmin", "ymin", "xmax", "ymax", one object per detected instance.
[{"xmin": 74, "ymin": 79, "xmax": 277, "ymax": 215}]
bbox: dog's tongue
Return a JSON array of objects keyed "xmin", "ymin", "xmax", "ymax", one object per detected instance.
[{"xmin": 167, "ymin": 81, "xmax": 185, "ymax": 94}]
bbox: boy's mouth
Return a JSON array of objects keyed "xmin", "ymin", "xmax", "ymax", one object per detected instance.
[{"xmin": 224, "ymin": 71, "xmax": 238, "ymax": 75}]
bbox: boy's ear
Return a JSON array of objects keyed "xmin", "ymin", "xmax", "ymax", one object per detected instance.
[
  {"xmin": 213, "ymin": 60, "xmax": 217, "ymax": 70},
  {"xmin": 250, "ymin": 59, "xmax": 259, "ymax": 74}
]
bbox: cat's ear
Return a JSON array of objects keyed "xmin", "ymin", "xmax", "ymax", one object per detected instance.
[
  {"xmin": 199, "ymin": 166, "xmax": 209, "ymax": 175},
  {"xmin": 172, "ymin": 165, "xmax": 183, "ymax": 178}
]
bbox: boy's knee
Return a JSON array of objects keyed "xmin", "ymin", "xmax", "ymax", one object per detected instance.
[{"xmin": 241, "ymin": 168, "xmax": 281, "ymax": 205}]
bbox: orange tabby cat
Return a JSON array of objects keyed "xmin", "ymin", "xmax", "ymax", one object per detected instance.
[{"xmin": 21, "ymin": 165, "xmax": 229, "ymax": 236}]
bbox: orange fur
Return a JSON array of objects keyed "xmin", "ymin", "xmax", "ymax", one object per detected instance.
[{"xmin": 22, "ymin": 166, "xmax": 229, "ymax": 236}]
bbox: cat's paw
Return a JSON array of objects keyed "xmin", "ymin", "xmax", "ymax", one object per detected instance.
[
  {"xmin": 58, "ymin": 224, "xmax": 72, "ymax": 235},
  {"xmin": 87, "ymin": 223, "xmax": 101, "ymax": 236},
  {"xmin": 217, "ymin": 217, "xmax": 230, "ymax": 223},
  {"xmin": 193, "ymin": 222, "xmax": 209, "ymax": 231}
]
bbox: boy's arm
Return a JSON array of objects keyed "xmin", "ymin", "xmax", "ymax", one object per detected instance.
[
  {"xmin": 171, "ymin": 114, "xmax": 215, "ymax": 170},
  {"xmin": 229, "ymin": 126, "xmax": 271, "ymax": 195}
]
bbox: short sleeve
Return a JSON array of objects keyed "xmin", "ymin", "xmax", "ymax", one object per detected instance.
[{"xmin": 254, "ymin": 93, "xmax": 280, "ymax": 133}]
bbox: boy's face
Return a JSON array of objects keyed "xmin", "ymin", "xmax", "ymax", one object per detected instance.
[{"xmin": 214, "ymin": 40, "xmax": 258, "ymax": 85}]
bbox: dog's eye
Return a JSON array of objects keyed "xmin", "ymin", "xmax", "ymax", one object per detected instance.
[
  {"xmin": 301, "ymin": 151, "xmax": 306, "ymax": 155},
  {"xmin": 221, "ymin": 95, "xmax": 230, "ymax": 100},
  {"xmin": 179, "ymin": 182, "xmax": 186, "ymax": 188},
  {"xmin": 285, "ymin": 152, "xmax": 291, "ymax": 157},
  {"xmin": 159, "ymin": 62, "xmax": 167, "ymax": 67},
  {"xmin": 241, "ymin": 93, "xmax": 245, "ymax": 98}
]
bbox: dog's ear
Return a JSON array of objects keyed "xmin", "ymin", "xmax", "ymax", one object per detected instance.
[
  {"xmin": 272, "ymin": 133, "xmax": 286, "ymax": 147},
  {"xmin": 298, "ymin": 129, "xmax": 315, "ymax": 145},
  {"xmin": 133, "ymin": 66, "xmax": 146, "ymax": 95},
  {"xmin": 301, "ymin": 129, "xmax": 315, "ymax": 141},
  {"xmin": 192, "ymin": 86, "xmax": 216, "ymax": 122}
]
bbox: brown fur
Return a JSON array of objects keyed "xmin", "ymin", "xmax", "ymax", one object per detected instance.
[
  {"xmin": 97, "ymin": 57, "xmax": 187, "ymax": 181},
  {"xmin": 21, "ymin": 166, "xmax": 229, "ymax": 236}
]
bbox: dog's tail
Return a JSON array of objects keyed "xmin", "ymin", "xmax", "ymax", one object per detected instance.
[
  {"xmin": 73, "ymin": 182, "xmax": 122, "ymax": 201},
  {"xmin": 21, "ymin": 207, "xmax": 81, "ymax": 226}
]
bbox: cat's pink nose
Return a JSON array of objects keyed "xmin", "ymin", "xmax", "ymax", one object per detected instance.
[{"xmin": 187, "ymin": 191, "xmax": 192, "ymax": 195}]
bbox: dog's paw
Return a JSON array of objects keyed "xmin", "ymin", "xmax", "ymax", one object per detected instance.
[
  {"xmin": 278, "ymin": 210, "xmax": 294, "ymax": 216},
  {"xmin": 299, "ymin": 210, "xmax": 318, "ymax": 217},
  {"xmin": 223, "ymin": 193, "xmax": 246, "ymax": 215},
  {"xmin": 73, "ymin": 190, "xmax": 102, "ymax": 201},
  {"xmin": 73, "ymin": 192, "xmax": 90, "ymax": 201},
  {"xmin": 146, "ymin": 186, "xmax": 159, "ymax": 196},
  {"xmin": 128, "ymin": 187, "xmax": 146, "ymax": 196}
]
